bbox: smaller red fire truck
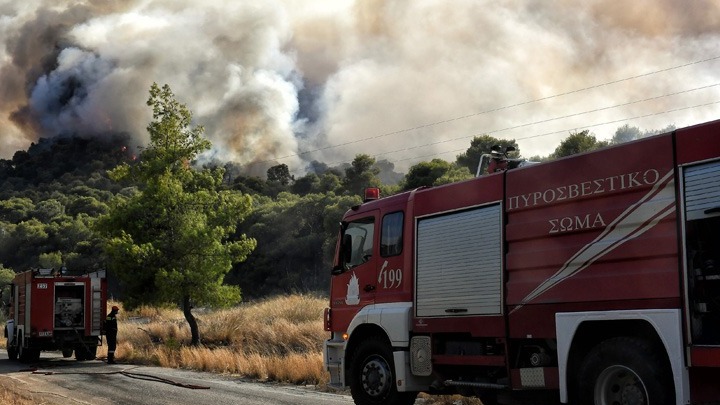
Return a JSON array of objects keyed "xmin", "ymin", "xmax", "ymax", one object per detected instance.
[
  {"xmin": 324, "ymin": 119, "xmax": 720, "ymax": 405},
  {"xmin": 4, "ymin": 268, "xmax": 107, "ymax": 362}
]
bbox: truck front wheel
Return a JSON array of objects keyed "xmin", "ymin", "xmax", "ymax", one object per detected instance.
[
  {"xmin": 349, "ymin": 336, "xmax": 417, "ymax": 405},
  {"xmin": 577, "ymin": 337, "xmax": 674, "ymax": 405},
  {"xmin": 17, "ymin": 332, "xmax": 27, "ymax": 362},
  {"xmin": 7, "ymin": 339, "xmax": 18, "ymax": 361},
  {"xmin": 17, "ymin": 333, "xmax": 40, "ymax": 363}
]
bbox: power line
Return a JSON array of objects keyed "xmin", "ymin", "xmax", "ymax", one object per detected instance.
[
  {"xmin": 257, "ymin": 55, "xmax": 720, "ymax": 166},
  {"xmin": 400, "ymin": 100, "xmax": 720, "ymax": 163},
  {"xmin": 297, "ymin": 99, "xmax": 720, "ymax": 173},
  {"xmin": 515, "ymin": 100, "xmax": 720, "ymax": 142},
  {"xmin": 359, "ymin": 82, "xmax": 720, "ymax": 160}
]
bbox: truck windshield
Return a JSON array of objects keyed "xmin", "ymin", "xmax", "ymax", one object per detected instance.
[{"xmin": 341, "ymin": 217, "xmax": 375, "ymax": 270}]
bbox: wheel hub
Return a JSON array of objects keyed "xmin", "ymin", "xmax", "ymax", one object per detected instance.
[
  {"xmin": 595, "ymin": 365, "xmax": 648, "ymax": 405},
  {"xmin": 361, "ymin": 356, "xmax": 392, "ymax": 397}
]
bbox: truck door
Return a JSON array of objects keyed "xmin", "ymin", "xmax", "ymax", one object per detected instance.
[
  {"xmin": 375, "ymin": 211, "xmax": 406, "ymax": 304},
  {"xmin": 330, "ymin": 210, "xmax": 379, "ymax": 332}
]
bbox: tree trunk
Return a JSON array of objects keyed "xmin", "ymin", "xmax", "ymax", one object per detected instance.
[{"xmin": 183, "ymin": 295, "xmax": 200, "ymax": 346}]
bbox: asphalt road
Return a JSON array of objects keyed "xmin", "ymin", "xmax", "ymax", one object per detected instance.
[{"xmin": 0, "ymin": 351, "xmax": 355, "ymax": 405}]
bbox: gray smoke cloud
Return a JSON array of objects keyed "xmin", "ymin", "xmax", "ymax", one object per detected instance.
[{"xmin": 1, "ymin": 0, "xmax": 719, "ymax": 174}]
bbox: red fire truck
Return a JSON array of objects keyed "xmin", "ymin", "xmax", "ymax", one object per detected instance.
[
  {"xmin": 4, "ymin": 268, "xmax": 107, "ymax": 362},
  {"xmin": 323, "ymin": 120, "xmax": 720, "ymax": 405}
]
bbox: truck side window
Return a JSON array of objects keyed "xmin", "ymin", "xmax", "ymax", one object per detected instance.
[
  {"xmin": 381, "ymin": 212, "xmax": 404, "ymax": 257},
  {"xmin": 342, "ymin": 217, "xmax": 375, "ymax": 270}
]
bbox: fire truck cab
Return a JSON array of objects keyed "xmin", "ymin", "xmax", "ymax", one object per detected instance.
[{"xmin": 324, "ymin": 120, "xmax": 720, "ymax": 404}]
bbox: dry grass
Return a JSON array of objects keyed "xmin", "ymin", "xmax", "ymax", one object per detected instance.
[{"xmin": 101, "ymin": 295, "xmax": 329, "ymax": 385}]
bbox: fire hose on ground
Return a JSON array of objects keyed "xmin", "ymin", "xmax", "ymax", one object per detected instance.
[{"xmin": 27, "ymin": 367, "xmax": 211, "ymax": 390}]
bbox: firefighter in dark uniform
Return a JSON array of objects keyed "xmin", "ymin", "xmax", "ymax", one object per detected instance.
[{"xmin": 104, "ymin": 305, "xmax": 119, "ymax": 364}]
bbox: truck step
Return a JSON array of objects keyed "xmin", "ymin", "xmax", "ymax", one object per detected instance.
[{"xmin": 443, "ymin": 380, "xmax": 507, "ymax": 390}]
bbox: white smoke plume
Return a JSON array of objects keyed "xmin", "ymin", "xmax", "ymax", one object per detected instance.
[{"xmin": 1, "ymin": 0, "xmax": 719, "ymax": 174}]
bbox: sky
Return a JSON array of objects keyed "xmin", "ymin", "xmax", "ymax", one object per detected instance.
[{"xmin": 1, "ymin": 0, "xmax": 719, "ymax": 175}]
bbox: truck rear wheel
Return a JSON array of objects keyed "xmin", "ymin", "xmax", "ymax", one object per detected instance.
[
  {"xmin": 349, "ymin": 336, "xmax": 417, "ymax": 405},
  {"xmin": 87, "ymin": 345, "xmax": 97, "ymax": 360},
  {"xmin": 75, "ymin": 344, "xmax": 97, "ymax": 361},
  {"xmin": 62, "ymin": 348, "xmax": 74, "ymax": 358},
  {"xmin": 577, "ymin": 337, "xmax": 674, "ymax": 405}
]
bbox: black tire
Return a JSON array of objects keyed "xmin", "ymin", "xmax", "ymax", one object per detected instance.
[
  {"xmin": 75, "ymin": 344, "xmax": 97, "ymax": 361},
  {"xmin": 29, "ymin": 349, "xmax": 40, "ymax": 362},
  {"xmin": 75, "ymin": 347, "xmax": 87, "ymax": 361},
  {"xmin": 7, "ymin": 339, "xmax": 18, "ymax": 361},
  {"xmin": 87, "ymin": 345, "xmax": 97, "ymax": 360},
  {"xmin": 349, "ymin": 336, "xmax": 417, "ymax": 405},
  {"xmin": 17, "ymin": 332, "xmax": 31, "ymax": 363},
  {"xmin": 62, "ymin": 348, "xmax": 74, "ymax": 358},
  {"xmin": 19, "ymin": 343, "xmax": 40, "ymax": 363},
  {"xmin": 577, "ymin": 337, "xmax": 674, "ymax": 405}
]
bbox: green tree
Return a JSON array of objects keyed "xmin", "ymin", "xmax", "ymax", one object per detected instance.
[
  {"xmin": 0, "ymin": 264, "xmax": 14, "ymax": 316},
  {"xmin": 551, "ymin": 130, "xmax": 609, "ymax": 158},
  {"xmin": 265, "ymin": 164, "xmax": 294, "ymax": 197},
  {"xmin": 66, "ymin": 196, "xmax": 109, "ymax": 217},
  {"xmin": 317, "ymin": 172, "xmax": 343, "ymax": 194},
  {"xmin": 0, "ymin": 197, "xmax": 34, "ymax": 223},
  {"xmin": 15, "ymin": 219, "xmax": 48, "ymax": 246},
  {"xmin": 0, "ymin": 219, "xmax": 48, "ymax": 270},
  {"xmin": 645, "ymin": 124, "xmax": 676, "ymax": 137},
  {"xmin": 32, "ymin": 199, "xmax": 65, "ymax": 222},
  {"xmin": 232, "ymin": 175, "xmax": 266, "ymax": 195},
  {"xmin": 230, "ymin": 192, "xmax": 360, "ymax": 297},
  {"xmin": 402, "ymin": 159, "xmax": 473, "ymax": 190},
  {"xmin": 267, "ymin": 164, "xmax": 294, "ymax": 186},
  {"xmin": 39, "ymin": 251, "xmax": 63, "ymax": 269},
  {"xmin": 456, "ymin": 135, "xmax": 519, "ymax": 174},
  {"xmin": 343, "ymin": 154, "xmax": 381, "ymax": 196},
  {"xmin": 402, "ymin": 159, "xmax": 445, "ymax": 190},
  {"xmin": 611, "ymin": 124, "xmax": 642, "ymax": 145},
  {"xmin": 291, "ymin": 173, "xmax": 320, "ymax": 196},
  {"xmin": 98, "ymin": 83, "xmax": 256, "ymax": 345},
  {"xmin": 434, "ymin": 164, "xmax": 473, "ymax": 185}
]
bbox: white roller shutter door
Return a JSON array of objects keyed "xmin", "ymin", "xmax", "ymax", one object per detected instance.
[{"xmin": 415, "ymin": 204, "xmax": 502, "ymax": 317}]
